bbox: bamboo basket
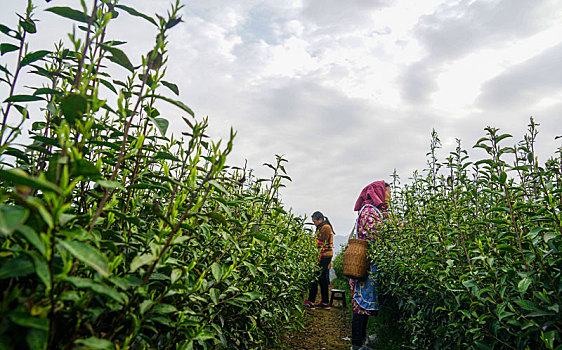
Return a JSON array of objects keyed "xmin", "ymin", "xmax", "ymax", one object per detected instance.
[{"xmin": 342, "ymin": 238, "xmax": 369, "ymax": 280}]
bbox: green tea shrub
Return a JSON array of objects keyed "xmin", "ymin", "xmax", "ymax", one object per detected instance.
[
  {"xmin": 0, "ymin": 1, "xmax": 317, "ymax": 349},
  {"xmin": 332, "ymin": 247, "xmax": 344, "ymax": 280},
  {"xmin": 376, "ymin": 124, "xmax": 561, "ymax": 349}
]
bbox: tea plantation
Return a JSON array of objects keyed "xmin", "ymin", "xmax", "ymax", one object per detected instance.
[{"xmin": 0, "ymin": 1, "xmax": 560, "ymax": 349}]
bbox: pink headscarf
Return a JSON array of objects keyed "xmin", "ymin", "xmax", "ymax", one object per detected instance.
[{"xmin": 354, "ymin": 180, "xmax": 387, "ymax": 211}]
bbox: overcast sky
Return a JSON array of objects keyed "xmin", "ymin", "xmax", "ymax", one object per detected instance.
[{"xmin": 2, "ymin": 0, "xmax": 562, "ymax": 248}]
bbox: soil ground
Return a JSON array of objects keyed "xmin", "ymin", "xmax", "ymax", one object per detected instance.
[{"xmin": 284, "ymin": 285, "xmax": 352, "ymax": 350}]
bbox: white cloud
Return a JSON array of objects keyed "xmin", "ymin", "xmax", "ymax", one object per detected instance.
[
  {"xmin": 400, "ymin": 0, "xmax": 562, "ymax": 104},
  {"xmin": 301, "ymin": 0, "xmax": 392, "ymax": 31},
  {"xmin": 477, "ymin": 42, "xmax": 562, "ymax": 110}
]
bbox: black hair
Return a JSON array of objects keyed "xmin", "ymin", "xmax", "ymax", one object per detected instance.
[
  {"xmin": 311, "ymin": 211, "xmax": 324, "ymax": 220},
  {"xmin": 385, "ymin": 182, "xmax": 391, "ymax": 188},
  {"xmin": 311, "ymin": 211, "xmax": 335, "ymax": 233}
]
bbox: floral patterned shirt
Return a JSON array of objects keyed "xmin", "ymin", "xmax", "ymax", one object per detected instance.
[{"xmin": 357, "ymin": 205, "xmax": 384, "ymax": 241}]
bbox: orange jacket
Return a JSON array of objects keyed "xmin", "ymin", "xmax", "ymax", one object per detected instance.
[{"xmin": 315, "ymin": 223, "xmax": 333, "ymax": 258}]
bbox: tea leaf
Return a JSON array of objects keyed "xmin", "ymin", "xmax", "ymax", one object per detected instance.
[
  {"xmin": 165, "ymin": 17, "xmax": 183, "ymax": 30},
  {"xmin": 211, "ymin": 262, "xmax": 222, "ymax": 282},
  {"xmin": 115, "ymin": 4, "xmax": 157, "ymax": 26},
  {"xmin": 96, "ymin": 179, "xmax": 125, "ymax": 191},
  {"xmin": 71, "ymin": 158, "xmax": 100, "ymax": 178},
  {"xmin": 517, "ymin": 277, "xmax": 532, "ymax": 294},
  {"xmin": 26, "ymin": 329, "xmax": 48, "ymax": 350},
  {"xmin": 144, "ymin": 94, "xmax": 194, "ymax": 116},
  {"xmin": 20, "ymin": 50, "xmax": 50, "ymax": 67},
  {"xmin": 0, "ymin": 168, "xmax": 61, "ymax": 194},
  {"xmin": 148, "ymin": 116, "xmax": 169, "ymax": 136},
  {"xmin": 152, "ymin": 303, "xmax": 177, "ymax": 314},
  {"xmin": 75, "ymin": 337, "xmax": 115, "ymax": 350},
  {"xmin": 99, "ymin": 78, "xmax": 118, "ymax": 94},
  {"xmin": 28, "ymin": 251, "xmax": 51, "ymax": 290},
  {"xmin": 496, "ymin": 133, "xmax": 512, "ymax": 143},
  {"xmin": 161, "ymin": 80, "xmax": 179, "ymax": 95},
  {"xmin": 46, "ymin": 7, "xmax": 90, "ymax": 24},
  {"xmin": 206, "ymin": 212, "xmax": 227, "ymax": 226},
  {"xmin": 16, "ymin": 225, "xmax": 45, "ymax": 255},
  {"xmin": 0, "ymin": 43, "xmax": 19, "ymax": 55},
  {"xmin": 0, "ymin": 256, "xmax": 34, "ymax": 279},
  {"xmin": 543, "ymin": 232, "xmax": 557, "ymax": 243},
  {"xmin": 19, "ymin": 18, "xmax": 37, "ymax": 34},
  {"xmin": 541, "ymin": 330, "xmax": 556, "ymax": 349},
  {"xmin": 8, "ymin": 313, "xmax": 48, "ymax": 330},
  {"xmin": 208, "ymin": 180, "xmax": 228, "ymax": 195},
  {"xmin": 0, "ymin": 24, "xmax": 18, "ymax": 39},
  {"xmin": 130, "ymin": 253, "xmax": 156, "ymax": 272},
  {"xmin": 0, "ymin": 205, "xmax": 28, "ymax": 235},
  {"xmin": 4, "ymin": 94, "xmax": 44, "ymax": 103},
  {"xmin": 102, "ymin": 45, "xmax": 134, "ymax": 72},
  {"xmin": 59, "ymin": 240, "xmax": 109, "ymax": 277},
  {"xmin": 249, "ymin": 232, "xmax": 271, "ymax": 242},
  {"xmin": 60, "ymin": 93, "xmax": 88, "ymax": 124},
  {"xmin": 516, "ymin": 300, "xmax": 539, "ymax": 311},
  {"xmin": 63, "ymin": 277, "xmax": 125, "ymax": 304},
  {"xmin": 33, "ymin": 87, "xmax": 62, "ymax": 96},
  {"xmin": 499, "ymin": 171, "xmax": 507, "ymax": 184}
]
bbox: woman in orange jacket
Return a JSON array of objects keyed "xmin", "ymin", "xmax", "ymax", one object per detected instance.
[{"xmin": 304, "ymin": 211, "xmax": 334, "ymax": 309}]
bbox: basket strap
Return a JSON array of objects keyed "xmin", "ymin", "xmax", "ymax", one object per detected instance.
[
  {"xmin": 352, "ymin": 204, "xmax": 382, "ymax": 240},
  {"xmin": 347, "ymin": 221, "xmax": 357, "ymax": 241},
  {"xmin": 348, "ymin": 205, "xmax": 383, "ymax": 242},
  {"xmin": 359, "ymin": 204, "xmax": 382, "ymax": 217}
]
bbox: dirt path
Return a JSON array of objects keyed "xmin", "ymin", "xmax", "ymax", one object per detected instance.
[{"xmin": 285, "ymin": 286, "xmax": 352, "ymax": 350}]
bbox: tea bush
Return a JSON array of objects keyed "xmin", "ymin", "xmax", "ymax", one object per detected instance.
[
  {"xmin": 332, "ymin": 245, "xmax": 344, "ymax": 280},
  {"xmin": 0, "ymin": 1, "xmax": 317, "ymax": 349},
  {"xmin": 376, "ymin": 124, "xmax": 561, "ymax": 349}
]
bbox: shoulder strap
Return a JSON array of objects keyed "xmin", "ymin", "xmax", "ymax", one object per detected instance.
[
  {"xmin": 348, "ymin": 205, "xmax": 382, "ymax": 241},
  {"xmin": 359, "ymin": 204, "xmax": 382, "ymax": 217},
  {"xmin": 347, "ymin": 221, "xmax": 357, "ymax": 241}
]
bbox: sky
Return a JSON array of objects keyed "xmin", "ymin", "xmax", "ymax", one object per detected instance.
[{"xmin": 2, "ymin": 0, "xmax": 562, "ymax": 251}]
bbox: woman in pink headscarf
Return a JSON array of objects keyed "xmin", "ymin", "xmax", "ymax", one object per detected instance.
[{"xmin": 349, "ymin": 180, "xmax": 391, "ymax": 350}]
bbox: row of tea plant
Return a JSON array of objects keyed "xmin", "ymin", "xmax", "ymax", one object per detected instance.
[
  {"xmin": 376, "ymin": 123, "xmax": 561, "ymax": 349},
  {"xmin": 0, "ymin": 1, "xmax": 317, "ymax": 349}
]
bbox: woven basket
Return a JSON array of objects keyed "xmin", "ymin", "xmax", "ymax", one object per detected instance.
[{"xmin": 342, "ymin": 238, "xmax": 369, "ymax": 280}]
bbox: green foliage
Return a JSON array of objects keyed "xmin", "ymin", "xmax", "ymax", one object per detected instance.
[
  {"xmin": 332, "ymin": 246, "xmax": 344, "ymax": 280},
  {"xmin": 0, "ymin": 1, "xmax": 317, "ymax": 349},
  {"xmin": 376, "ymin": 122, "xmax": 562, "ymax": 349}
]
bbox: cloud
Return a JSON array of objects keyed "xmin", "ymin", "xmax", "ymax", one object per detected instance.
[
  {"xmin": 400, "ymin": 0, "xmax": 562, "ymax": 103},
  {"xmin": 400, "ymin": 59, "xmax": 439, "ymax": 104},
  {"xmin": 415, "ymin": 0, "xmax": 559, "ymax": 60},
  {"xmin": 301, "ymin": 0, "xmax": 393, "ymax": 32},
  {"xmin": 477, "ymin": 42, "xmax": 562, "ymax": 110}
]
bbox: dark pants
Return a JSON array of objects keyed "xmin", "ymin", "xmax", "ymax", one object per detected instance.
[
  {"xmin": 308, "ymin": 256, "xmax": 331, "ymax": 304},
  {"xmin": 352, "ymin": 313, "xmax": 369, "ymax": 346}
]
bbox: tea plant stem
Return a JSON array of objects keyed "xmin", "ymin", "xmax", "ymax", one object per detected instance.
[
  {"xmin": 141, "ymin": 169, "xmax": 217, "ymax": 285},
  {"xmin": 108, "ymin": 167, "xmax": 218, "ymax": 340},
  {"xmin": 47, "ymin": 227, "xmax": 57, "ymax": 349},
  {"xmin": 87, "ymin": 61, "xmax": 151, "ymax": 233},
  {"xmin": 538, "ymin": 174, "xmax": 562, "ymax": 235},
  {"xmin": 0, "ymin": 30, "xmax": 26, "ymax": 147},
  {"xmin": 503, "ymin": 185, "xmax": 530, "ymax": 271},
  {"xmin": 73, "ymin": 0, "xmax": 97, "ymax": 90},
  {"xmin": 119, "ymin": 107, "xmax": 152, "ymax": 243},
  {"xmin": 166, "ymin": 141, "xmax": 193, "ymax": 218}
]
